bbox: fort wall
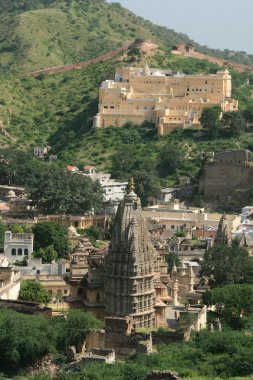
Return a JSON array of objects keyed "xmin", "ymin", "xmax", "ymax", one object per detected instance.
[{"xmin": 199, "ymin": 150, "xmax": 253, "ymax": 198}]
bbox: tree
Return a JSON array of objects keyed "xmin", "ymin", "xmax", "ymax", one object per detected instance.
[
  {"xmin": 0, "ymin": 310, "xmax": 55, "ymax": 368},
  {"xmin": 55, "ymin": 309, "xmax": 103, "ymax": 349},
  {"xmin": 157, "ymin": 142, "xmax": 183, "ymax": 177},
  {"xmin": 85, "ymin": 224, "xmax": 103, "ymax": 246},
  {"xmin": 127, "ymin": 46, "xmax": 143, "ymax": 61},
  {"xmin": 203, "ymin": 284, "xmax": 253, "ymax": 319},
  {"xmin": 111, "ymin": 144, "xmax": 140, "ymax": 180},
  {"xmin": 0, "ymin": 221, "xmax": 7, "ymax": 252},
  {"xmin": 28, "ymin": 166, "xmax": 103, "ymax": 215},
  {"xmin": 165, "ymin": 252, "xmax": 182, "ymax": 273},
  {"xmin": 33, "ymin": 221, "xmax": 69, "ymax": 258},
  {"xmin": 221, "ymin": 111, "xmax": 246, "ymax": 136},
  {"xmin": 243, "ymin": 105, "xmax": 253, "ymax": 125},
  {"xmin": 200, "ymin": 245, "xmax": 253, "ymax": 287},
  {"xmin": 19, "ymin": 280, "xmax": 51, "ymax": 304},
  {"xmin": 33, "ymin": 245, "xmax": 57, "ymax": 263},
  {"xmin": 132, "ymin": 170, "xmax": 161, "ymax": 206},
  {"xmin": 199, "ymin": 106, "xmax": 222, "ymax": 138}
]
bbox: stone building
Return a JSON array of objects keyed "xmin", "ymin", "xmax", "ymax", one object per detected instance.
[
  {"xmin": 4, "ymin": 231, "xmax": 34, "ymax": 263},
  {"xmin": 104, "ymin": 179, "xmax": 167, "ymax": 329},
  {"xmin": 94, "ymin": 65, "xmax": 238, "ymax": 135},
  {"xmin": 199, "ymin": 149, "xmax": 253, "ymax": 198},
  {"xmin": 0, "ymin": 261, "xmax": 21, "ymax": 300}
]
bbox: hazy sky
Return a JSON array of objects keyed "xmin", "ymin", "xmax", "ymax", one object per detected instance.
[{"xmin": 107, "ymin": 0, "xmax": 253, "ymax": 54}]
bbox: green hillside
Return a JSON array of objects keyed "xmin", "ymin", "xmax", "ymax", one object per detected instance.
[
  {"xmin": 0, "ymin": 0, "xmax": 192, "ymax": 73},
  {"xmin": 1, "ymin": 0, "xmax": 253, "ymax": 74},
  {"xmin": 0, "ymin": 0, "xmax": 253, "ymax": 211}
]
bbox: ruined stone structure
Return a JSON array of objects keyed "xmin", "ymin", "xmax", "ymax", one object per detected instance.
[
  {"xmin": 199, "ymin": 150, "xmax": 253, "ymax": 198},
  {"xmin": 104, "ymin": 180, "xmax": 156, "ymax": 328},
  {"xmin": 94, "ymin": 65, "xmax": 238, "ymax": 135}
]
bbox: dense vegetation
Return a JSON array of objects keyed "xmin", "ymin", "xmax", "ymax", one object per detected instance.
[
  {"xmin": 0, "ymin": 309, "xmax": 102, "ymax": 373},
  {"xmin": 19, "ymin": 280, "xmax": 52, "ymax": 304},
  {"xmin": 2, "ymin": 309, "xmax": 253, "ymax": 379}
]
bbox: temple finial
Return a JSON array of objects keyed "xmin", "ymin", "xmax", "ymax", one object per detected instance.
[{"xmin": 130, "ymin": 177, "xmax": 135, "ymax": 192}]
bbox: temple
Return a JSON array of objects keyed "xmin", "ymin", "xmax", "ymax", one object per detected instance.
[
  {"xmin": 104, "ymin": 178, "xmax": 167, "ymax": 328},
  {"xmin": 94, "ymin": 64, "xmax": 238, "ymax": 135}
]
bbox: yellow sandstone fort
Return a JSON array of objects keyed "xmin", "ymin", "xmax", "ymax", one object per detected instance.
[{"xmin": 93, "ymin": 64, "xmax": 238, "ymax": 135}]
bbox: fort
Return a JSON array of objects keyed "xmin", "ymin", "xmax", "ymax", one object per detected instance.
[
  {"xmin": 94, "ymin": 64, "xmax": 238, "ymax": 135},
  {"xmin": 199, "ymin": 149, "xmax": 253, "ymax": 198}
]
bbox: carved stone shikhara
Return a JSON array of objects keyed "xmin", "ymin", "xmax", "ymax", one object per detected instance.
[{"xmin": 105, "ymin": 186, "xmax": 156, "ymax": 328}]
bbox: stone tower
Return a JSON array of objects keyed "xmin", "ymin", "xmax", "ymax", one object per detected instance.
[{"xmin": 104, "ymin": 179, "xmax": 156, "ymax": 328}]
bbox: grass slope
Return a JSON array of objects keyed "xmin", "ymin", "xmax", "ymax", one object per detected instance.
[
  {"xmin": 1, "ymin": 0, "xmax": 253, "ymax": 74},
  {"xmin": 0, "ymin": 0, "xmax": 190, "ymax": 73}
]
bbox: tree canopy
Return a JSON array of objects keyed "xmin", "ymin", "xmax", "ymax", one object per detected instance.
[
  {"xmin": 221, "ymin": 111, "xmax": 246, "ymax": 136},
  {"xmin": 28, "ymin": 166, "xmax": 104, "ymax": 215},
  {"xmin": 34, "ymin": 245, "xmax": 58, "ymax": 263},
  {"xmin": 199, "ymin": 106, "xmax": 222, "ymax": 139},
  {"xmin": 0, "ymin": 310, "xmax": 55, "ymax": 369},
  {"xmin": 33, "ymin": 221, "xmax": 69, "ymax": 258},
  {"xmin": 200, "ymin": 245, "xmax": 253, "ymax": 287},
  {"xmin": 19, "ymin": 280, "xmax": 52, "ymax": 304},
  {"xmin": 204, "ymin": 284, "xmax": 253, "ymax": 320},
  {"xmin": 54, "ymin": 309, "xmax": 103, "ymax": 349}
]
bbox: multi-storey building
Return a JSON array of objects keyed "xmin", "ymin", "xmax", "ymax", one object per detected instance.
[{"xmin": 94, "ymin": 64, "xmax": 238, "ymax": 135}]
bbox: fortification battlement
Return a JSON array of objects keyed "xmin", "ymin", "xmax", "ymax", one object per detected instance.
[{"xmin": 212, "ymin": 150, "xmax": 252, "ymax": 166}]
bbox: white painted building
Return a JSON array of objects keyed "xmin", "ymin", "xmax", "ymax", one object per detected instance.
[
  {"xmin": 4, "ymin": 231, "xmax": 34, "ymax": 263},
  {"xmin": 83, "ymin": 167, "xmax": 127, "ymax": 203}
]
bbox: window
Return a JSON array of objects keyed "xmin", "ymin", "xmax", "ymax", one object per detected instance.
[
  {"xmin": 18, "ymin": 248, "xmax": 22, "ymax": 256},
  {"xmin": 24, "ymin": 248, "xmax": 28, "ymax": 256},
  {"xmin": 171, "ymin": 225, "xmax": 175, "ymax": 229},
  {"xmin": 110, "ymin": 106, "xmax": 114, "ymax": 109},
  {"xmin": 64, "ymin": 289, "xmax": 68, "ymax": 295},
  {"xmin": 12, "ymin": 248, "xmax": 16, "ymax": 256},
  {"xmin": 104, "ymin": 106, "xmax": 108, "ymax": 109}
]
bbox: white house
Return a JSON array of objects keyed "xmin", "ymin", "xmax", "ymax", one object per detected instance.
[{"xmin": 4, "ymin": 231, "xmax": 34, "ymax": 263}]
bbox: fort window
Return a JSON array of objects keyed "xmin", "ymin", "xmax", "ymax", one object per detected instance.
[
  {"xmin": 110, "ymin": 106, "xmax": 114, "ymax": 109},
  {"xmin": 24, "ymin": 248, "xmax": 28, "ymax": 256},
  {"xmin": 12, "ymin": 248, "xmax": 16, "ymax": 256},
  {"xmin": 104, "ymin": 106, "xmax": 108, "ymax": 109},
  {"xmin": 18, "ymin": 248, "xmax": 22, "ymax": 256}
]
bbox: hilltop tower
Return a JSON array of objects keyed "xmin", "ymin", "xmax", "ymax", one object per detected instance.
[{"xmin": 104, "ymin": 178, "xmax": 156, "ymax": 328}]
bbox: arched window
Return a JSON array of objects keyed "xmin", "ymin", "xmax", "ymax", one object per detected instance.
[
  {"xmin": 18, "ymin": 248, "xmax": 22, "ymax": 256},
  {"xmin": 12, "ymin": 248, "xmax": 16, "ymax": 256},
  {"xmin": 24, "ymin": 249, "xmax": 28, "ymax": 256}
]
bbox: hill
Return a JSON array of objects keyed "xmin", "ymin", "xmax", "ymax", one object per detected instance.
[
  {"xmin": 0, "ymin": 0, "xmax": 253, "ymax": 212},
  {"xmin": 0, "ymin": 0, "xmax": 192, "ymax": 73},
  {"xmin": 1, "ymin": 0, "xmax": 253, "ymax": 74}
]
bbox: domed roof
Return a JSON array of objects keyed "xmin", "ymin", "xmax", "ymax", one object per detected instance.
[{"xmin": 7, "ymin": 190, "xmax": 16, "ymax": 197}]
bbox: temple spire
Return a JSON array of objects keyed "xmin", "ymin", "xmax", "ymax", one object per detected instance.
[
  {"xmin": 214, "ymin": 214, "xmax": 231, "ymax": 246},
  {"xmin": 130, "ymin": 177, "xmax": 135, "ymax": 192}
]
